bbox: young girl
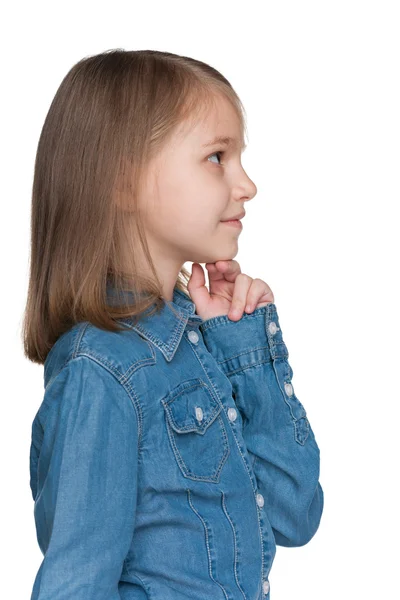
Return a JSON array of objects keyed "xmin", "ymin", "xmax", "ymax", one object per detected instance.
[{"xmin": 24, "ymin": 49, "xmax": 324, "ymax": 600}]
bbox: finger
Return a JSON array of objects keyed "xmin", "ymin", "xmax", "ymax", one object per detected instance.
[
  {"xmin": 206, "ymin": 260, "xmax": 241, "ymax": 285},
  {"xmin": 244, "ymin": 279, "xmax": 275, "ymax": 312},
  {"xmin": 204, "ymin": 262, "xmax": 225, "ymax": 284},
  {"xmin": 228, "ymin": 274, "xmax": 253, "ymax": 320},
  {"xmin": 187, "ymin": 263, "xmax": 211, "ymax": 306}
]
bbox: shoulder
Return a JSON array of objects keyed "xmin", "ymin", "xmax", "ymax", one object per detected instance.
[{"xmin": 44, "ymin": 319, "xmax": 155, "ymax": 389}]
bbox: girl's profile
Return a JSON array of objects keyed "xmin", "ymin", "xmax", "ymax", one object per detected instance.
[{"xmin": 24, "ymin": 48, "xmax": 324, "ymax": 600}]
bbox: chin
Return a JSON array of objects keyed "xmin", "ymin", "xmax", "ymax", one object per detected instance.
[
  {"xmin": 200, "ymin": 250, "xmax": 239, "ymax": 264},
  {"xmin": 187, "ymin": 240, "xmax": 239, "ymax": 264}
]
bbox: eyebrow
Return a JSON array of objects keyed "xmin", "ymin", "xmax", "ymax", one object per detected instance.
[{"xmin": 201, "ymin": 135, "xmax": 247, "ymax": 152}]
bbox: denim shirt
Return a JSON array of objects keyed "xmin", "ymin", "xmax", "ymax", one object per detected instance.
[{"xmin": 29, "ymin": 286, "xmax": 324, "ymax": 600}]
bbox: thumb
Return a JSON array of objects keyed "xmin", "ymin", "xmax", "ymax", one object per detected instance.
[{"xmin": 187, "ymin": 262, "xmax": 211, "ymax": 308}]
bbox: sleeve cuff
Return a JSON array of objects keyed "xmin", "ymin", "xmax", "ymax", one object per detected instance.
[{"xmin": 199, "ymin": 303, "xmax": 289, "ymax": 375}]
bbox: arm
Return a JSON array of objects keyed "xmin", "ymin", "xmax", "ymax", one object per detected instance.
[
  {"xmin": 199, "ymin": 303, "xmax": 324, "ymax": 547},
  {"xmin": 30, "ymin": 356, "xmax": 140, "ymax": 599}
]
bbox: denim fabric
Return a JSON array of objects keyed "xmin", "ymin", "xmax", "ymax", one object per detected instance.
[{"xmin": 29, "ymin": 285, "xmax": 324, "ymax": 599}]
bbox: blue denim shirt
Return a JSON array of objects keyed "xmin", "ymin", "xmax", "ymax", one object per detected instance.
[{"xmin": 29, "ymin": 286, "xmax": 324, "ymax": 600}]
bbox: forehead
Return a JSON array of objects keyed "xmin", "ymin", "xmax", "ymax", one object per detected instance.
[{"xmin": 177, "ymin": 94, "xmax": 246, "ymax": 151}]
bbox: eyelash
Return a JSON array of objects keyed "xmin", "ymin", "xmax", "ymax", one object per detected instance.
[{"xmin": 208, "ymin": 150, "xmax": 225, "ymax": 165}]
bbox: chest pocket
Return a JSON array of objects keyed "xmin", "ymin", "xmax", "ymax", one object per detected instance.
[{"xmin": 161, "ymin": 378, "xmax": 230, "ymax": 483}]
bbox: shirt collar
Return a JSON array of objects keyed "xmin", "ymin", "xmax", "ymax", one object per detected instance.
[{"xmin": 107, "ymin": 283, "xmax": 203, "ymax": 362}]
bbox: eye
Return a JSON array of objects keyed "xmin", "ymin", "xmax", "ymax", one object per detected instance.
[{"xmin": 208, "ymin": 151, "xmax": 224, "ymax": 165}]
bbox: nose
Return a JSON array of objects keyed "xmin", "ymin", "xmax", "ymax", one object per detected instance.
[
  {"xmin": 241, "ymin": 176, "xmax": 257, "ymax": 203},
  {"xmin": 247, "ymin": 179, "xmax": 257, "ymax": 199}
]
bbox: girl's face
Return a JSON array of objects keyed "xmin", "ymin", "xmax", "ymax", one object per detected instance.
[{"xmin": 137, "ymin": 93, "xmax": 257, "ymax": 269}]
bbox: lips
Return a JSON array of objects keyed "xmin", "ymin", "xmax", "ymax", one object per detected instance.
[
  {"xmin": 220, "ymin": 211, "xmax": 245, "ymax": 222},
  {"xmin": 220, "ymin": 219, "xmax": 243, "ymax": 229}
]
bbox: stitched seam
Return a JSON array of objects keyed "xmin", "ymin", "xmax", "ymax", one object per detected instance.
[
  {"xmin": 187, "ymin": 489, "xmax": 229, "ymax": 600},
  {"xmin": 164, "ymin": 402, "xmax": 220, "ymax": 432},
  {"xmin": 163, "ymin": 380, "xmax": 208, "ymax": 401},
  {"xmin": 72, "ymin": 322, "xmax": 90, "ymax": 358},
  {"xmin": 120, "ymin": 378, "xmax": 144, "ymax": 453},
  {"xmin": 216, "ymin": 344, "xmax": 285, "ymax": 365},
  {"xmin": 76, "ymin": 349, "xmax": 154, "ymax": 382},
  {"xmin": 120, "ymin": 340, "xmax": 156, "ymax": 380},
  {"xmin": 221, "ymin": 491, "xmax": 248, "ymax": 600},
  {"xmin": 219, "ymin": 344, "xmax": 269, "ymax": 362},
  {"xmin": 220, "ymin": 358, "xmax": 272, "ymax": 377}
]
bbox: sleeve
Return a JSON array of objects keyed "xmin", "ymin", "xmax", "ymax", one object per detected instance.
[
  {"xmin": 199, "ymin": 303, "xmax": 324, "ymax": 548},
  {"xmin": 30, "ymin": 355, "xmax": 140, "ymax": 599}
]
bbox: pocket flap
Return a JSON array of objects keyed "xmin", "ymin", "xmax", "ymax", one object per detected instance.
[{"xmin": 161, "ymin": 378, "xmax": 222, "ymax": 434}]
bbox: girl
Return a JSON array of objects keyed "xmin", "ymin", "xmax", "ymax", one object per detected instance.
[{"xmin": 24, "ymin": 49, "xmax": 324, "ymax": 600}]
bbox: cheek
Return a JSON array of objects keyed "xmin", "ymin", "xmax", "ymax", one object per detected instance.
[
  {"xmin": 147, "ymin": 167, "xmax": 226, "ymax": 233},
  {"xmin": 159, "ymin": 191, "xmax": 220, "ymax": 230}
]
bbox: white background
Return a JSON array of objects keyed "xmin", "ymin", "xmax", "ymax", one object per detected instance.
[{"xmin": 1, "ymin": 1, "xmax": 399, "ymax": 598}]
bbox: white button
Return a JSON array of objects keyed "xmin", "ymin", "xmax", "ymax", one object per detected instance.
[
  {"xmin": 284, "ymin": 382, "xmax": 293, "ymax": 396},
  {"xmin": 228, "ymin": 407, "xmax": 237, "ymax": 422},
  {"xmin": 262, "ymin": 580, "xmax": 270, "ymax": 594},
  {"xmin": 256, "ymin": 493, "xmax": 264, "ymax": 508},
  {"xmin": 268, "ymin": 321, "xmax": 279, "ymax": 335},
  {"xmin": 188, "ymin": 330, "xmax": 199, "ymax": 344},
  {"xmin": 195, "ymin": 406, "xmax": 203, "ymax": 421}
]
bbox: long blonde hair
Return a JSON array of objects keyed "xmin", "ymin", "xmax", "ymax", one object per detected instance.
[{"xmin": 22, "ymin": 49, "xmax": 248, "ymax": 365}]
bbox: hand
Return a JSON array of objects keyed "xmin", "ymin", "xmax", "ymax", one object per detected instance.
[{"xmin": 187, "ymin": 260, "xmax": 274, "ymax": 322}]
